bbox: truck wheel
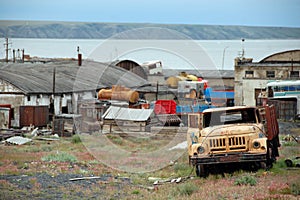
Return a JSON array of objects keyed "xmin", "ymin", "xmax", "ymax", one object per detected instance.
[
  {"xmin": 260, "ymin": 161, "xmax": 267, "ymax": 170},
  {"xmin": 196, "ymin": 164, "xmax": 207, "ymax": 177}
]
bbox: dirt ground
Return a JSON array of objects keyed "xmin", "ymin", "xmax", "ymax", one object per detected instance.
[{"xmin": 0, "ymin": 122, "xmax": 299, "ymax": 199}]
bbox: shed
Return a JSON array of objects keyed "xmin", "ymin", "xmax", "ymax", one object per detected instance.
[{"xmin": 102, "ymin": 106, "xmax": 153, "ymax": 132}]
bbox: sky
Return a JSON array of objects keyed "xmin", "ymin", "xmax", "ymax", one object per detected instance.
[{"xmin": 0, "ymin": 0, "xmax": 300, "ymax": 27}]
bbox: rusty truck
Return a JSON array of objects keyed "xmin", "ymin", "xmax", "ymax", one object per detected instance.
[{"xmin": 187, "ymin": 105, "xmax": 280, "ymax": 177}]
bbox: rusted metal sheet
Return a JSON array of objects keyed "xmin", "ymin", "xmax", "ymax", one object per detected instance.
[
  {"xmin": 20, "ymin": 106, "xmax": 49, "ymax": 127},
  {"xmin": 263, "ymin": 105, "xmax": 279, "ymax": 140}
]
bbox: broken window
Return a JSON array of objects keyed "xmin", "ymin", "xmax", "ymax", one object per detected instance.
[
  {"xmin": 266, "ymin": 71, "xmax": 275, "ymax": 78},
  {"xmin": 245, "ymin": 70, "xmax": 254, "ymax": 78},
  {"xmin": 290, "ymin": 71, "xmax": 299, "ymax": 78}
]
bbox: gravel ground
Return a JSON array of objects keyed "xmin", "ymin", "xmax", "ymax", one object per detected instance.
[{"xmin": 0, "ymin": 173, "xmax": 132, "ymax": 199}]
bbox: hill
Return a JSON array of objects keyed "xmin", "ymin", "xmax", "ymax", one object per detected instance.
[{"xmin": 1, "ymin": 20, "xmax": 300, "ymax": 40}]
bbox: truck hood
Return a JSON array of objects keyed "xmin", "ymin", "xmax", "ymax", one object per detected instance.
[{"xmin": 200, "ymin": 124, "xmax": 264, "ymax": 137}]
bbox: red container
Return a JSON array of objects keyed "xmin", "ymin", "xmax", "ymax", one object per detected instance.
[{"xmin": 154, "ymin": 100, "xmax": 177, "ymax": 115}]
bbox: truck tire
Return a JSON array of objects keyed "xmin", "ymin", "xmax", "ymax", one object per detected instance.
[{"xmin": 196, "ymin": 164, "xmax": 207, "ymax": 177}]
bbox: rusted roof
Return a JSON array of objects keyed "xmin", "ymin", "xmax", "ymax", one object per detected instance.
[{"xmin": 0, "ymin": 60, "xmax": 149, "ymax": 94}]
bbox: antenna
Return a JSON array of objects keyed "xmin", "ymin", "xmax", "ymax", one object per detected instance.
[{"xmin": 240, "ymin": 38, "xmax": 245, "ymax": 58}]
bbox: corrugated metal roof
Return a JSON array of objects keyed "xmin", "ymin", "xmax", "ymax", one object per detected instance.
[
  {"xmin": 103, "ymin": 106, "xmax": 153, "ymax": 121},
  {"xmin": 163, "ymin": 69, "xmax": 234, "ymax": 78},
  {"xmin": 0, "ymin": 60, "xmax": 149, "ymax": 94}
]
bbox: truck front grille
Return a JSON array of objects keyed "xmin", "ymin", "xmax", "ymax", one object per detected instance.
[{"xmin": 209, "ymin": 136, "xmax": 247, "ymax": 152}]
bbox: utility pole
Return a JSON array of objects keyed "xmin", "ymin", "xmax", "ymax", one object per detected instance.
[{"xmin": 52, "ymin": 67, "xmax": 56, "ymax": 133}]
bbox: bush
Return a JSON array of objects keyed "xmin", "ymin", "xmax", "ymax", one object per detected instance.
[
  {"xmin": 42, "ymin": 151, "xmax": 77, "ymax": 162},
  {"xmin": 171, "ymin": 182, "xmax": 198, "ymax": 196},
  {"xmin": 71, "ymin": 134, "xmax": 82, "ymax": 144},
  {"xmin": 234, "ymin": 174, "xmax": 257, "ymax": 186}
]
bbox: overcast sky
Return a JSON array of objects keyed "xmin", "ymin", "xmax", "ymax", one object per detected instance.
[{"xmin": 1, "ymin": 0, "xmax": 300, "ymax": 27}]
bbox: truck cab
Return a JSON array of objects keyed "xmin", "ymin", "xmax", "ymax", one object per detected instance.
[{"xmin": 187, "ymin": 106, "xmax": 279, "ymax": 177}]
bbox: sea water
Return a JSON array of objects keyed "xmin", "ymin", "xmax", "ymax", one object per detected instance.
[{"xmin": 1, "ymin": 38, "xmax": 300, "ymax": 70}]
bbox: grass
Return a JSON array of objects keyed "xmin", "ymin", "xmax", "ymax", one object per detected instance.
[
  {"xmin": 234, "ymin": 174, "xmax": 257, "ymax": 186},
  {"xmin": 0, "ymin": 126, "xmax": 299, "ymax": 199},
  {"xmin": 41, "ymin": 151, "xmax": 77, "ymax": 162},
  {"xmin": 171, "ymin": 182, "xmax": 198, "ymax": 197}
]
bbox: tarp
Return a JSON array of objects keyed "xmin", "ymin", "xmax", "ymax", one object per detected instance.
[{"xmin": 102, "ymin": 106, "xmax": 153, "ymax": 122}]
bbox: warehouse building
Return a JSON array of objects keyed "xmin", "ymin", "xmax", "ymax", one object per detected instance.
[
  {"xmin": 0, "ymin": 60, "xmax": 148, "ymax": 128},
  {"xmin": 234, "ymin": 49, "xmax": 300, "ymax": 107}
]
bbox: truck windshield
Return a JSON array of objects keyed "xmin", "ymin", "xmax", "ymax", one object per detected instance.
[{"xmin": 203, "ymin": 108, "xmax": 257, "ymax": 127}]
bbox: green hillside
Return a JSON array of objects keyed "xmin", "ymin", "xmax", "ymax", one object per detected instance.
[{"xmin": 1, "ymin": 20, "xmax": 300, "ymax": 39}]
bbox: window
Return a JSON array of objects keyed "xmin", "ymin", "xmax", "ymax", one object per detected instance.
[
  {"xmin": 290, "ymin": 71, "xmax": 299, "ymax": 78},
  {"xmin": 245, "ymin": 70, "xmax": 254, "ymax": 78},
  {"xmin": 266, "ymin": 71, "xmax": 275, "ymax": 78}
]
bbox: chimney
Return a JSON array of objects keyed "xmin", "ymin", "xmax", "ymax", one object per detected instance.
[{"xmin": 77, "ymin": 46, "xmax": 82, "ymax": 66}]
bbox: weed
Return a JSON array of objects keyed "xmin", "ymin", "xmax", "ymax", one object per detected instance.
[
  {"xmin": 291, "ymin": 182, "xmax": 300, "ymax": 195},
  {"xmin": 268, "ymin": 182, "xmax": 291, "ymax": 195},
  {"xmin": 41, "ymin": 151, "xmax": 77, "ymax": 162},
  {"xmin": 270, "ymin": 159, "xmax": 287, "ymax": 174},
  {"xmin": 41, "ymin": 145, "xmax": 53, "ymax": 152},
  {"xmin": 171, "ymin": 182, "xmax": 198, "ymax": 196},
  {"xmin": 173, "ymin": 162, "xmax": 193, "ymax": 177},
  {"xmin": 234, "ymin": 174, "xmax": 257, "ymax": 186},
  {"xmin": 131, "ymin": 189, "xmax": 140, "ymax": 195},
  {"xmin": 71, "ymin": 134, "xmax": 82, "ymax": 144},
  {"xmin": 282, "ymin": 141, "xmax": 298, "ymax": 147},
  {"xmin": 106, "ymin": 134, "xmax": 123, "ymax": 145}
]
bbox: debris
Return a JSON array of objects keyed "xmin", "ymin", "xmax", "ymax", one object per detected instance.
[
  {"xmin": 285, "ymin": 157, "xmax": 300, "ymax": 168},
  {"xmin": 283, "ymin": 134, "xmax": 299, "ymax": 143},
  {"xmin": 35, "ymin": 137, "xmax": 59, "ymax": 141},
  {"xmin": 168, "ymin": 141, "xmax": 187, "ymax": 150},
  {"xmin": 6, "ymin": 136, "xmax": 32, "ymax": 145},
  {"xmin": 69, "ymin": 176, "xmax": 107, "ymax": 181},
  {"xmin": 149, "ymin": 176, "xmax": 191, "ymax": 185},
  {"xmin": 30, "ymin": 128, "xmax": 38, "ymax": 137},
  {"xmin": 175, "ymin": 177, "xmax": 182, "ymax": 183}
]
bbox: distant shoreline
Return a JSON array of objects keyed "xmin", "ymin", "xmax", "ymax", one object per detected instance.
[{"xmin": 1, "ymin": 20, "xmax": 300, "ymax": 40}]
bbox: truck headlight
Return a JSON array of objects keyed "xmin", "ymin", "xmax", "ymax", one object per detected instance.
[
  {"xmin": 253, "ymin": 141, "xmax": 261, "ymax": 149},
  {"xmin": 197, "ymin": 146, "xmax": 205, "ymax": 154}
]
